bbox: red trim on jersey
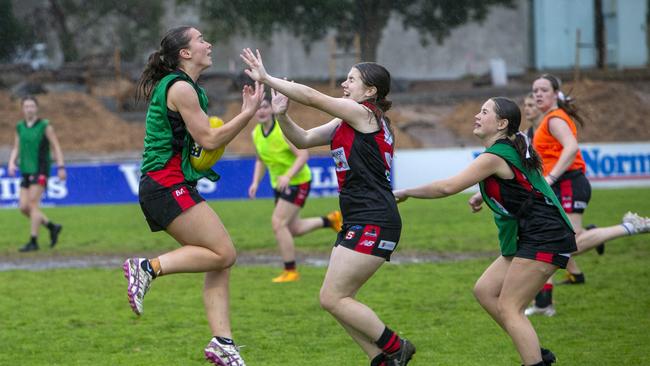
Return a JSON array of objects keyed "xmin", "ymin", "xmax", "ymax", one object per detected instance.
[
  {"xmin": 559, "ymin": 179, "xmax": 573, "ymax": 213},
  {"xmin": 512, "ymin": 166, "xmax": 533, "ymax": 192},
  {"xmin": 354, "ymin": 225, "xmax": 381, "ymax": 255},
  {"xmin": 171, "ymin": 185, "xmax": 194, "ymax": 211},
  {"xmin": 535, "ymin": 252, "xmax": 554, "ymax": 264},
  {"xmin": 484, "ymin": 176, "xmax": 502, "ymax": 205},
  {"xmin": 146, "ymin": 154, "xmax": 185, "ymax": 187},
  {"xmin": 331, "ymin": 122, "xmax": 356, "ymax": 191}
]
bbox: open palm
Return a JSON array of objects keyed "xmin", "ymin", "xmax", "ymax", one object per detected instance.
[{"xmin": 240, "ymin": 48, "xmax": 268, "ymax": 82}]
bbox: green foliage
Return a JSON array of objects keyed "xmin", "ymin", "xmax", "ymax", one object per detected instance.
[
  {"xmin": 188, "ymin": 0, "xmax": 514, "ymax": 61},
  {"xmin": 0, "ymin": 0, "xmax": 28, "ymax": 62}
]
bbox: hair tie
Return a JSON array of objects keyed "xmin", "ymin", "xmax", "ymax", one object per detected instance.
[{"xmin": 517, "ymin": 131, "xmax": 531, "ymax": 159}]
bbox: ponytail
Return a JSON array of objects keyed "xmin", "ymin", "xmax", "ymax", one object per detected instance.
[
  {"xmin": 491, "ymin": 97, "xmax": 543, "ymax": 173},
  {"xmin": 136, "ymin": 26, "xmax": 193, "ymax": 101},
  {"xmin": 513, "ymin": 132, "xmax": 543, "ymax": 172}
]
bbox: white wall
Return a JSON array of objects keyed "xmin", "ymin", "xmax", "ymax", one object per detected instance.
[{"xmin": 394, "ymin": 142, "xmax": 650, "ymax": 191}]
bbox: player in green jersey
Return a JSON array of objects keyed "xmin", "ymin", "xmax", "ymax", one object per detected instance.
[
  {"xmin": 122, "ymin": 26, "xmax": 263, "ymax": 366},
  {"xmin": 8, "ymin": 95, "xmax": 65, "ymax": 252}
]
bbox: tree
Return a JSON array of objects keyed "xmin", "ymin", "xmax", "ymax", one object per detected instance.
[
  {"xmin": 24, "ymin": 0, "xmax": 164, "ymax": 62},
  {"xmin": 0, "ymin": 0, "xmax": 29, "ymax": 62},
  {"xmin": 187, "ymin": 0, "xmax": 515, "ymax": 62}
]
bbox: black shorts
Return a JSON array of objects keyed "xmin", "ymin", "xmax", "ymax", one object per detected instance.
[
  {"xmin": 20, "ymin": 173, "xmax": 48, "ymax": 189},
  {"xmin": 514, "ymin": 245, "xmax": 572, "ymax": 269},
  {"xmin": 335, "ymin": 223, "xmax": 401, "ymax": 261},
  {"xmin": 551, "ymin": 170, "xmax": 591, "ymax": 214},
  {"xmin": 273, "ymin": 181, "xmax": 311, "ymax": 208},
  {"xmin": 138, "ymin": 174, "xmax": 204, "ymax": 232}
]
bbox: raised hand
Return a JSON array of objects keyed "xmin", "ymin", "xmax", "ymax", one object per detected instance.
[
  {"xmin": 241, "ymin": 81, "xmax": 265, "ymax": 115},
  {"xmin": 240, "ymin": 48, "xmax": 268, "ymax": 82},
  {"xmin": 271, "ymin": 88, "xmax": 289, "ymax": 115}
]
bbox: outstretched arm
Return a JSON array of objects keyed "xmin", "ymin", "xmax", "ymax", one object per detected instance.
[
  {"xmin": 241, "ymin": 48, "xmax": 372, "ymax": 130},
  {"xmin": 271, "ymin": 87, "xmax": 339, "ymax": 148},
  {"xmin": 393, "ymin": 153, "xmax": 507, "ymax": 203},
  {"xmin": 170, "ymin": 81, "xmax": 264, "ymax": 150}
]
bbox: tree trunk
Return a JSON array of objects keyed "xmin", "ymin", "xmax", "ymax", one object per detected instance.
[
  {"xmin": 49, "ymin": 0, "xmax": 78, "ymax": 62},
  {"xmin": 356, "ymin": 0, "xmax": 392, "ymax": 62}
]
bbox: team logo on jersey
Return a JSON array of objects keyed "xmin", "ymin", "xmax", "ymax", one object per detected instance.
[
  {"xmin": 331, "ymin": 147, "xmax": 350, "ymax": 172},
  {"xmin": 381, "ymin": 119, "xmax": 394, "ymax": 146}
]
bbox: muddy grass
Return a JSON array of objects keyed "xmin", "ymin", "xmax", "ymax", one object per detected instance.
[{"xmin": 0, "ymin": 249, "xmax": 495, "ymax": 271}]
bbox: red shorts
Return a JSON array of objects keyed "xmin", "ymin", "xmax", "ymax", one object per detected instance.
[{"xmin": 274, "ymin": 181, "xmax": 311, "ymax": 208}]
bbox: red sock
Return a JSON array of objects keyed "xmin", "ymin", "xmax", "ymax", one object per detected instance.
[{"xmin": 375, "ymin": 327, "xmax": 401, "ymax": 354}]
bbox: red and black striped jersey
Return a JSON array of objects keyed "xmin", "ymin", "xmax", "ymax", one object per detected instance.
[
  {"xmin": 330, "ymin": 102, "xmax": 401, "ymax": 229},
  {"xmin": 483, "ymin": 156, "xmax": 575, "ymax": 253}
]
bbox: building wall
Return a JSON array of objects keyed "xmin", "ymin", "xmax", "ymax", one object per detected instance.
[{"xmin": 186, "ymin": 2, "xmax": 530, "ymax": 80}]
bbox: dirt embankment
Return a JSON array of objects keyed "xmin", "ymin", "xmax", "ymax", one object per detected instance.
[{"xmin": 1, "ymin": 78, "xmax": 648, "ymax": 160}]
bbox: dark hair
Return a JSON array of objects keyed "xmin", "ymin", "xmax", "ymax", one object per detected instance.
[
  {"xmin": 539, "ymin": 73, "xmax": 585, "ymax": 127},
  {"xmin": 21, "ymin": 95, "xmax": 38, "ymax": 106},
  {"xmin": 353, "ymin": 62, "xmax": 395, "ymax": 138},
  {"xmin": 491, "ymin": 97, "xmax": 543, "ymax": 172},
  {"xmin": 137, "ymin": 26, "xmax": 193, "ymax": 101},
  {"xmin": 354, "ymin": 62, "xmax": 392, "ymax": 112}
]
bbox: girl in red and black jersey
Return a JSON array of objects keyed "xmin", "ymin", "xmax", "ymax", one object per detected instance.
[
  {"xmin": 241, "ymin": 48, "xmax": 414, "ymax": 366},
  {"xmin": 395, "ymin": 97, "xmax": 569, "ymax": 366}
]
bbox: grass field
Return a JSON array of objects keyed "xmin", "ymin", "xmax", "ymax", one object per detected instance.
[{"xmin": 0, "ymin": 189, "xmax": 649, "ymax": 365}]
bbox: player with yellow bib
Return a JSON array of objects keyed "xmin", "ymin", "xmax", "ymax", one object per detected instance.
[{"xmin": 248, "ymin": 95, "xmax": 342, "ymax": 283}]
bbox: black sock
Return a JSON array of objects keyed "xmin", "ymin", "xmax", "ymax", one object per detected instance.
[
  {"xmin": 29, "ymin": 236, "xmax": 37, "ymax": 245},
  {"xmin": 140, "ymin": 259, "xmax": 157, "ymax": 279},
  {"xmin": 534, "ymin": 285, "xmax": 553, "ymax": 308},
  {"xmin": 215, "ymin": 336, "xmax": 234, "ymax": 345},
  {"xmin": 45, "ymin": 221, "xmax": 56, "ymax": 230},
  {"xmin": 375, "ymin": 327, "xmax": 401, "ymax": 354},
  {"xmin": 370, "ymin": 353, "xmax": 387, "ymax": 366},
  {"xmin": 321, "ymin": 216, "xmax": 330, "ymax": 228},
  {"xmin": 284, "ymin": 261, "xmax": 296, "ymax": 271},
  {"xmin": 569, "ymin": 272, "xmax": 585, "ymax": 283}
]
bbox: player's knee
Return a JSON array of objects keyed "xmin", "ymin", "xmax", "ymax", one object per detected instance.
[
  {"xmin": 318, "ymin": 288, "xmax": 339, "ymax": 313},
  {"xmin": 496, "ymin": 299, "xmax": 519, "ymax": 320},
  {"xmin": 218, "ymin": 245, "xmax": 237, "ymax": 269},
  {"xmin": 19, "ymin": 203, "xmax": 30, "ymax": 215},
  {"xmin": 472, "ymin": 281, "xmax": 488, "ymax": 302},
  {"xmin": 271, "ymin": 215, "xmax": 289, "ymax": 233}
]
